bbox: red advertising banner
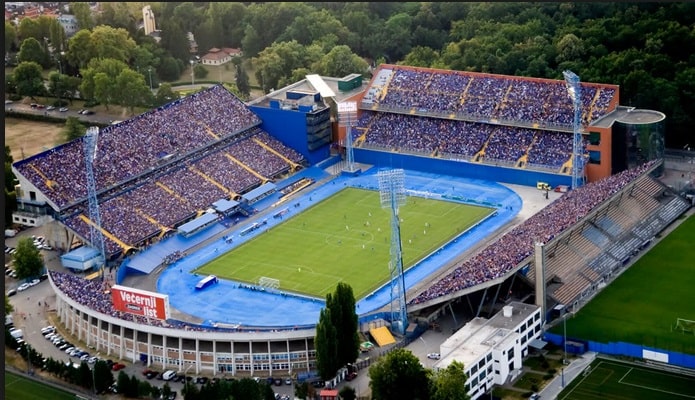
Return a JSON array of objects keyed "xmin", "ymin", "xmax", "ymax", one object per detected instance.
[{"xmin": 111, "ymin": 285, "xmax": 170, "ymax": 320}]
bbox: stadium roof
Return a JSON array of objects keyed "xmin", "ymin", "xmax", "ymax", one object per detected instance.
[{"xmin": 247, "ymin": 74, "xmax": 368, "ymax": 108}]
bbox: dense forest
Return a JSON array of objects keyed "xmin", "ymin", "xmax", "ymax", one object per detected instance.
[{"xmin": 5, "ymin": 2, "xmax": 694, "ymax": 148}]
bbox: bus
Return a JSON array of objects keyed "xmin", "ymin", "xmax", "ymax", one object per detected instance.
[{"xmin": 195, "ymin": 275, "xmax": 219, "ymax": 290}]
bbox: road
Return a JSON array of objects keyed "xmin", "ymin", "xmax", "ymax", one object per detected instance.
[{"xmin": 5, "ymin": 101, "xmax": 120, "ymax": 126}]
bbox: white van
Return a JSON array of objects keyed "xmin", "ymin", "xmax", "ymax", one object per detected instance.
[{"xmin": 162, "ymin": 370, "xmax": 177, "ymax": 381}]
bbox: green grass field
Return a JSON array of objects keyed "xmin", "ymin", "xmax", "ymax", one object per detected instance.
[
  {"xmin": 558, "ymin": 359, "xmax": 695, "ymax": 400},
  {"xmin": 550, "ymin": 214, "xmax": 695, "ymax": 355},
  {"xmin": 195, "ymin": 187, "xmax": 493, "ymax": 298},
  {"xmin": 5, "ymin": 371, "xmax": 78, "ymax": 400}
]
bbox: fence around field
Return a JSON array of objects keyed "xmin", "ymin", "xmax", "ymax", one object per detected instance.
[{"xmin": 544, "ymin": 332, "xmax": 695, "ymax": 369}]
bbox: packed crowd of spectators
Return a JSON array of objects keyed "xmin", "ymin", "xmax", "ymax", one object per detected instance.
[
  {"xmin": 56, "ymin": 126, "xmax": 305, "ymax": 254},
  {"xmin": 364, "ymin": 67, "xmax": 617, "ymax": 129},
  {"xmin": 409, "ymin": 160, "xmax": 658, "ymax": 305},
  {"xmin": 49, "ymin": 270, "xmax": 166, "ymax": 328},
  {"xmin": 355, "ymin": 111, "xmax": 581, "ymax": 167},
  {"xmin": 14, "ymin": 85, "xmax": 262, "ymax": 209}
]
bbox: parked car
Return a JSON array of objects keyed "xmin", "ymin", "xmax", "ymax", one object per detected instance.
[
  {"xmin": 112, "ymin": 363, "xmax": 126, "ymax": 371},
  {"xmin": 29, "ymin": 278, "xmax": 40, "ymax": 287},
  {"xmin": 346, "ymin": 372, "xmax": 358, "ymax": 381},
  {"xmin": 41, "ymin": 326, "xmax": 56, "ymax": 334},
  {"xmin": 427, "ymin": 352, "xmax": 441, "ymax": 360},
  {"xmin": 284, "ymin": 377, "xmax": 292, "ymax": 385},
  {"xmin": 143, "ymin": 369, "xmax": 158, "ymax": 379},
  {"xmin": 17, "ymin": 283, "xmax": 30, "ymax": 292},
  {"xmin": 7, "ymin": 289, "xmax": 17, "ymax": 297},
  {"xmin": 59, "ymin": 107, "xmax": 69, "ymax": 112},
  {"xmin": 88, "ymin": 356, "xmax": 99, "ymax": 364}
]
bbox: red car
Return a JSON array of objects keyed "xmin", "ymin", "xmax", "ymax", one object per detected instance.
[
  {"xmin": 112, "ymin": 363, "xmax": 126, "ymax": 371},
  {"xmin": 346, "ymin": 372, "xmax": 358, "ymax": 381}
]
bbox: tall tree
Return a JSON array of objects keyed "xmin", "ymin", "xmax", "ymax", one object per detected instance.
[
  {"xmin": 315, "ymin": 307, "xmax": 339, "ymax": 380},
  {"xmin": 12, "ymin": 237, "xmax": 44, "ymax": 280},
  {"xmin": 70, "ymin": 2, "xmax": 95, "ymax": 30},
  {"xmin": 61, "ymin": 116, "xmax": 86, "ymax": 143},
  {"xmin": 313, "ymin": 45, "xmax": 369, "ymax": 78},
  {"xmin": 5, "ymin": 295, "xmax": 13, "ymax": 315},
  {"xmin": 5, "ymin": 145, "xmax": 17, "ymax": 227},
  {"xmin": 328, "ymin": 282, "xmax": 360, "ymax": 368},
  {"xmin": 5, "ymin": 21, "xmax": 17, "ymax": 54},
  {"xmin": 12, "ymin": 61, "xmax": 46, "ymax": 99},
  {"xmin": 93, "ymin": 360, "xmax": 115, "ymax": 394},
  {"xmin": 17, "ymin": 37, "xmax": 49, "ymax": 67},
  {"xmin": 430, "ymin": 360, "xmax": 470, "ymax": 400},
  {"xmin": 368, "ymin": 348, "xmax": 431, "ymax": 400},
  {"xmin": 235, "ymin": 63, "xmax": 250, "ymax": 98}
]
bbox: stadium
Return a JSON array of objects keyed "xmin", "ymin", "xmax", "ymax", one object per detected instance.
[{"xmin": 10, "ymin": 64, "xmax": 692, "ymax": 384}]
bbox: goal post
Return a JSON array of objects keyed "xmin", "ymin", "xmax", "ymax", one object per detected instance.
[
  {"xmin": 258, "ymin": 276, "xmax": 280, "ymax": 290},
  {"xmin": 672, "ymin": 318, "xmax": 695, "ymax": 335}
]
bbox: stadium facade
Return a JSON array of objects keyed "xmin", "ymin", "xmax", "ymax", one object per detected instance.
[{"xmin": 10, "ymin": 65, "xmax": 691, "ymax": 384}]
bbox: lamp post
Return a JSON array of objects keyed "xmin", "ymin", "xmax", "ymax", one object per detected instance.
[
  {"xmin": 148, "ymin": 66, "xmax": 153, "ymax": 91},
  {"xmin": 190, "ymin": 60, "xmax": 195, "ymax": 86},
  {"xmin": 183, "ymin": 363, "xmax": 194, "ymax": 397},
  {"xmin": 561, "ymin": 311, "xmax": 567, "ymax": 387}
]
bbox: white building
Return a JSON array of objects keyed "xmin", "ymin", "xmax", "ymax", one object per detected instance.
[
  {"xmin": 56, "ymin": 14, "xmax": 78, "ymax": 37},
  {"xmin": 433, "ymin": 302, "xmax": 543, "ymax": 400},
  {"xmin": 142, "ymin": 5, "xmax": 156, "ymax": 36}
]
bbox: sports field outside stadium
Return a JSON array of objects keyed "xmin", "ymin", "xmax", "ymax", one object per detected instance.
[
  {"xmin": 195, "ymin": 187, "xmax": 494, "ymax": 299},
  {"xmin": 5, "ymin": 371, "xmax": 78, "ymax": 400},
  {"xmin": 558, "ymin": 358, "xmax": 695, "ymax": 400},
  {"xmin": 551, "ymin": 214, "xmax": 695, "ymax": 355}
]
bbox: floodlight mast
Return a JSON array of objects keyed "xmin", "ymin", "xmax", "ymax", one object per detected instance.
[
  {"xmin": 563, "ymin": 70, "xmax": 583, "ymax": 190},
  {"xmin": 338, "ymin": 101, "xmax": 358, "ymax": 173},
  {"xmin": 378, "ymin": 169, "xmax": 407, "ymax": 335},
  {"xmin": 83, "ymin": 127, "xmax": 107, "ymax": 280}
]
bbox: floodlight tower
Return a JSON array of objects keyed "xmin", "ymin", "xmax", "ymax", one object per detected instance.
[
  {"xmin": 378, "ymin": 168, "xmax": 407, "ymax": 335},
  {"xmin": 83, "ymin": 126, "xmax": 106, "ymax": 280},
  {"xmin": 563, "ymin": 70, "xmax": 583, "ymax": 190},
  {"xmin": 338, "ymin": 101, "xmax": 359, "ymax": 174}
]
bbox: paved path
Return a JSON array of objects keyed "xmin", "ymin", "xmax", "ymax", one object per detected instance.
[{"xmin": 538, "ymin": 351, "xmax": 598, "ymax": 399}]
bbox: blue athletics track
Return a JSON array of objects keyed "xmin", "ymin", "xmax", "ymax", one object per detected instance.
[{"xmin": 119, "ymin": 165, "xmax": 521, "ymax": 329}]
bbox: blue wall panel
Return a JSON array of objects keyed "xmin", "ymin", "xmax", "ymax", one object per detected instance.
[
  {"xmin": 248, "ymin": 105, "xmax": 330, "ymax": 165},
  {"xmin": 544, "ymin": 332, "xmax": 695, "ymax": 369},
  {"xmin": 354, "ymin": 148, "xmax": 572, "ymax": 188}
]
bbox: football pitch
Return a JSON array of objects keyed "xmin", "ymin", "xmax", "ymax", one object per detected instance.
[
  {"xmin": 551, "ymin": 213, "xmax": 695, "ymax": 355},
  {"xmin": 195, "ymin": 187, "xmax": 494, "ymax": 299},
  {"xmin": 5, "ymin": 371, "xmax": 77, "ymax": 400},
  {"xmin": 558, "ymin": 359, "xmax": 695, "ymax": 400}
]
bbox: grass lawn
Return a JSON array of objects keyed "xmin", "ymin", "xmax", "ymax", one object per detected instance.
[
  {"xmin": 195, "ymin": 187, "xmax": 493, "ymax": 298},
  {"xmin": 5, "ymin": 371, "xmax": 77, "ymax": 400},
  {"xmin": 558, "ymin": 359, "xmax": 695, "ymax": 400},
  {"xmin": 551, "ymin": 214, "xmax": 695, "ymax": 355}
]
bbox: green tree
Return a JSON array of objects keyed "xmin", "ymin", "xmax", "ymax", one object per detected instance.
[
  {"xmin": 315, "ymin": 307, "xmax": 339, "ymax": 380},
  {"xmin": 5, "ymin": 21, "xmax": 17, "ymax": 54},
  {"xmin": 12, "ymin": 237, "xmax": 44, "ymax": 280},
  {"xmin": 90, "ymin": 25, "xmax": 137, "ymax": 64},
  {"xmin": 430, "ymin": 360, "xmax": 470, "ymax": 400},
  {"xmin": 368, "ymin": 348, "xmax": 431, "ymax": 400},
  {"xmin": 17, "ymin": 17, "xmax": 41, "ymax": 43},
  {"xmin": 154, "ymin": 83, "xmax": 181, "ymax": 107},
  {"xmin": 13, "ymin": 61, "xmax": 46, "ymax": 99},
  {"xmin": 235, "ymin": 64, "xmax": 250, "ymax": 98},
  {"xmin": 5, "ymin": 146, "xmax": 17, "ymax": 227},
  {"xmin": 313, "ymin": 45, "xmax": 369, "ymax": 78},
  {"xmin": 93, "ymin": 360, "xmax": 115, "ymax": 394},
  {"xmin": 5, "ymin": 295, "xmax": 13, "ymax": 315},
  {"xmin": 66, "ymin": 29, "xmax": 94, "ymax": 70},
  {"xmin": 62, "ymin": 116, "xmax": 86, "ymax": 143},
  {"xmin": 329, "ymin": 282, "xmax": 360, "ymax": 368},
  {"xmin": 159, "ymin": 19, "xmax": 190, "ymax": 63},
  {"xmin": 114, "ymin": 68, "xmax": 153, "ymax": 113},
  {"xmin": 70, "ymin": 2, "xmax": 95, "ymax": 30},
  {"xmin": 18, "ymin": 37, "xmax": 49, "ymax": 68},
  {"xmin": 339, "ymin": 385, "xmax": 357, "ymax": 400}
]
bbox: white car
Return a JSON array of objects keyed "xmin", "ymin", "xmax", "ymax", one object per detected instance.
[
  {"xmin": 17, "ymin": 283, "xmax": 30, "ymax": 292},
  {"xmin": 29, "ymin": 279, "xmax": 40, "ymax": 287},
  {"xmin": 41, "ymin": 326, "xmax": 56, "ymax": 334},
  {"xmin": 88, "ymin": 356, "xmax": 99, "ymax": 364},
  {"xmin": 427, "ymin": 352, "xmax": 441, "ymax": 360}
]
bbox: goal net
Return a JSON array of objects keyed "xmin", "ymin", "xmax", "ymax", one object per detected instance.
[
  {"xmin": 258, "ymin": 276, "xmax": 280, "ymax": 290},
  {"xmin": 672, "ymin": 318, "xmax": 695, "ymax": 335}
]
